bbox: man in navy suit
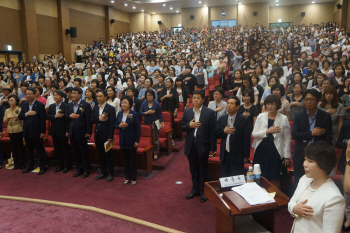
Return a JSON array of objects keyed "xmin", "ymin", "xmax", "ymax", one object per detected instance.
[
  {"xmin": 216, "ymin": 96, "xmax": 251, "ymax": 177},
  {"xmin": 180, "ymin": 90, "xmax": 216, "ymax": 203},
  {"xmin": 46, "ymin": 90, "xmax": 70, "ymax": 173},
  {"xmin": 292, "ymin": 89, "xmax": 332, "ymax": 188},
  {"xmin": 65, "ymin": 87, "xmax": 92, "ymax": 178},
  {"xmin": 91, "ymin": 90, "xmax": 116, "ymax": 182},
  {"xmin": 18, "ymin": 87, "xmax": 47, "ymax": 175}
]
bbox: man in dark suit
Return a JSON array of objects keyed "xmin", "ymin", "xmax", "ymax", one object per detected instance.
[
  {"xmin": 91, "ymin": 90, "xmax": 116, "ymax": 182},
  {"xmin": 126, "ymin": 87, "xmax": 141, "ymax": 114},
  {"xmin": 45, "ymin": 90, "xmax": 70, "ymax": 173},
  {"xmin": 292, "ymin": 89, "xmax": 332, "ymax": 188},
  {"xmin": 65, "ymin": 87, "xmax": 92, "ymax": 178},
  {"xmin": 180, "ymin": 90, "xmax": 216, "ymax": 203},
  {"xmin": 216, "ymin": 96, "xmax": 251, "ymax": 177},
  {"xmin": 18, "ymin": 87, "xmax": 47, "ymax": 175}
]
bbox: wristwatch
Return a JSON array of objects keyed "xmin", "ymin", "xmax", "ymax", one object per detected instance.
[{"xmin": 347, "ymin": 160, "xmax": 350, "ymax": 166}]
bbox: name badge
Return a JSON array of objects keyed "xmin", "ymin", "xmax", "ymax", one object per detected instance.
[{"xmin": 219, "ymin": 175, "xmax": 246, "ymax": 188}]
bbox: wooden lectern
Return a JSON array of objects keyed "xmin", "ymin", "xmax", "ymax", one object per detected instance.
[{"xmin": 204, "ymin": 177, "xmax": 289, "ymax": 233}]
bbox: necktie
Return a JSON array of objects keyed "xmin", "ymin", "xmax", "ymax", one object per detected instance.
[{"xmin": 226, "ymin": 117, "xmax": 232, "ymax": 153}]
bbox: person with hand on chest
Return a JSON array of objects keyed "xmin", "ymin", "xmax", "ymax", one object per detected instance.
[
  {"xmin": 65, "ymin": 87, "xmax": 92, "ymax": 179},
  {"xmin": 216, "ymin": 96, "xmax": 251, "ymax": 177},
  {"xmin": 18, "ymin": 87, "xmax": 47, "ymax": 175},
  {"xmin": 180, "ymin": 90, "xmax": 216, "ymax": 203},
  {"xmin": 45, "ymin": 90, "xmax": 70, "ymax": 173},
  {"xmin": 90, "ymin": 90, "xmax": 116, "ymax": 182}
]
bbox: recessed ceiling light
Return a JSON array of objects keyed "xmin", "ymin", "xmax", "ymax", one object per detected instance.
[
  {"xmin": 111, "ymin": 0, "xmax": 114, "ymax": 3},
  {"xmin": 199, "ymin": 1, "xmax": 202, "ymax": 3},
  {"xmin": 176, "ymin": 10, "xmax": 179, "ymax": 13},
  {"xmin": 153, "ymin": 12, "xmax": 155, "ymax": 14},
  {"xmin": 170, "ymin": 7, "xmax": 173, "ymax": 10},
  {"xmin": 239, "ymin": 2, "xmax": 241, "ymax": 4},
  {"xmin": 133, "ymin": 6, "xmax": 136, "ymax": 9},
  {"xmin": 124, "ymin": 3, "xmax": 127, "ymax": 6},
  {"xmin": 312, "ymin": 1, "xmax": 315, "ymax": 3},
  {"xmin": 276, "ymin": 0, "xmax": 278, "ymax": 2},
  {"xmin": 276, "ymin": 4, "xmax": 279, "ymax": 6},
  {"xmin": 163, "ymin": 4, "xmax": 166, "ymax": 6},
  {"xmin": 141, "ymin": 9, "xmax": 144, "ymax": 12}
]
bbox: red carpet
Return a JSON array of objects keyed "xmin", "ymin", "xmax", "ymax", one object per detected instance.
[
  {"xmin": 0, "ymin": 140, "xmax": 331, "ymax": 233},
  {"xmin": 0, "ymin": 199, "xmax": 162, "ymax": 232}
]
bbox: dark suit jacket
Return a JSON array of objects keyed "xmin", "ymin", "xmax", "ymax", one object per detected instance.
[
  {"xmin": 46, "ymin": 102, "xmax": 68, "ymax": 138},
  {"xmin": 90, "ymin": 103, "xmax": 116, "ymax": 142},
  {"xmin": 133, "ymin": 97, "xmax": 141, "ymax": 114},
  {"xmin": 159, "ymin": 87, "xmax": 179, "ymax": 113},
  {"xmin": 336, "ymin": 123, "xmax": 350, "ymax": 174},
  {"xmin": 115, "ymin": 110, "xmax": 141, "ymax": 150},
  {"xmin": 216, "ymin": 113, "xmax": 251, "ymax": 163},
  {"xmin": 65, "ymin": 100, "xmax": 92, "ymax": 139},
  {"xmin": 180, "ymin": 106, "xmax": 216, "ymax": 157},
  {"xmin": 19, "ymin": 100, "xmax": 46, "ymax": 139},
  {"xmin": 0, "ymin": 105, "xmax": 3, "ymax": 132},
  {"xmin": 292, "ymin": 109, "xmax": 332, "ymax": 163}
]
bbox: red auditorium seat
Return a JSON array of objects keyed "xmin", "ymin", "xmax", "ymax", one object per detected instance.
[
  {"xmin": 159, "ymin": 111, "xmax": 173, "ymax": 154},
  {"xmin": 331, "ymin": 147, "xmax": 343, "ymax": 184},
  {"xmin": 173, "ymin": 102, "xmax": 184, "ymax": 138},
  {"xmin": 45, "ymin": 136, "xmax": 55, "ymax": 158}
]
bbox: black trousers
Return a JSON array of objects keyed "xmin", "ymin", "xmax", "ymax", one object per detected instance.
[
  {"xmin": 9, "ymin": 132, "xmax": 26, "ymax": 168},
  {"xmin": 24, "ymin": 134, "xmax": 47, "ymax": 170},
  {"xmin": 70, "ymin": 137, "xmax": 90, "ymax": 173},
  {"xmin": 121, "ymin": 148, "xmax": 137, "ymax": 181},
  {"xmin": 221, "ymin": 150, "xmax": 245, "ymax": 178},
  {"xmin": 96, "ymin": 138, "xmax": 114, "ymax": 175},
  {"xmin": 187, "ymin": 139, "xmax": 209, "ymax": 195},
  {"xmin": 52, "ymin": 135, "xmax": 71, "ymax": 168}
]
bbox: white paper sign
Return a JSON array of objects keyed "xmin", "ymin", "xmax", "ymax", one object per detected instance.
[{"xmin": 219, "ymin": 175, "xmax": 246, "ymax": 188}]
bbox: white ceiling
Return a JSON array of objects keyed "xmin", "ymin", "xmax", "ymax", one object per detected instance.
[{"xmin": 78, "ymin": 0, "xmax": 335, "ymax": 14}]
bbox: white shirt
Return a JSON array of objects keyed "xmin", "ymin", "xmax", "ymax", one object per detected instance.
[
  {"xmin": 99, "ymin": 103, "xmax": 106, "ymax": 116},
  {"xmin": 193, "ymin": 106, "xmax": 202, "ymax": 137},
  {"xmin": 107, "ymin": 98, "xmax": 121, "ymax": 116},
  {"xmin": 45, "ymin": 94, "xmax": 55, "ymax": 108}
]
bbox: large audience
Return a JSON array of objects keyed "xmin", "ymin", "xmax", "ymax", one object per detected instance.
[{"xmin": 1, "ymin": 20, "xmax": 350, "ymax": 232}]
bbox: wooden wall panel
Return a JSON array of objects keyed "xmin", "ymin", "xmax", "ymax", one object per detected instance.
[
  {"xmin": 36, "ymin": 14, "xmax": 60, "ymax": 54},
  {"xmin": 69, "ymin": 0, "xmax": 105, "ymax": 17},
  {"xmin": 69, "ymin": 9, "xmax": 106, "ymax": 45},
  {"xmin": 114, "ymin": 20, "xmax": 130, "ymax": 35},
  {"xmin": 113, "ymin": 9, "xmax": 130, "ymax": 23},
  {"xmin": 0, "ymin": 0, "xmax": 20, "ymax": 10},
  {"xmin": 35, "ymin": 0, "xmax": 57, "ymax": 18},
  {"xmin": 0, "ymin": 7, "xmax": 22, "ymax": 51}
]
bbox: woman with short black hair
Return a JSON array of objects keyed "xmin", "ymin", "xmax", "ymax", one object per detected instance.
[{"xmin": 289, "ymin": 141, "xmax": 345, "ymax": 233}]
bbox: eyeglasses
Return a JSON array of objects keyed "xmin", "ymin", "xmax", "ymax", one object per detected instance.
[{"xmin": 304, "ymin": 98, "xmax": 317, "ymax": 102}]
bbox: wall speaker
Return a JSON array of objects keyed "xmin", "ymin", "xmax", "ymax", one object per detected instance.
[
  {"xmin": 70, "ymin": 27, "xmax": 77, "ymax": 38},
  {"xmin": 65, "ymin": 29, "xmax": 71, "ymax": 35},
  {"xmin": 158, "ymin": 21, "xmax": 162, "ymax": 25},
  {"xmin": 301, "ymin": 12, "xmax": 305, "ymax": 16},
  {"xmin": 110, "ymin": 19, "xmax": 115, "ymax": 24},
  {"xmin": 253, "ymin": 11, "xmax": 257, "ymax": 16},
  {"xmin": 190, "ymin": 15, "xmax": 194, "ymax": 19},
  {"xmin": 337, "ymin": 4, "xmax": 342, "ymax": 9}
]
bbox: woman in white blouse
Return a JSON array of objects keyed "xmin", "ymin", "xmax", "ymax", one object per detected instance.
[
  {"xmin": 76, "ymin": 46, "xmax": 83, "ymax": 63},
  {"xmin": 301, "ymin": 41, "xmax": 312, "ymax": 56},
  {"xmin": 106, "ymin": 86, "xmax": 121, "ymax": 116},
  {"xmin": 211, "ymin": 55, "xmax": 220, "ymax": 74},
  {"xmin": 207, "ymin": 87, "xmax": 227, "ymax": 120},
  {"xmin": 288, "ymin": 141, "xmax": 345, "ymax": 233}
]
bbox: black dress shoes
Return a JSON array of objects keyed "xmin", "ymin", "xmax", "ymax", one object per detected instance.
[
  {"xmin": 343, "ymin": 225, "xmax": 350, "ymax": 231},
  {"xmin": 38, "ymin": 168, "xmax": 47, "ymax": 175},
  {"xmin": 63, "ymin": 167, "xmax": 70, "ymax": 173},
  {"xmin": 82, "ymin": 172, "xmax": 90, "ymax": 178},
  {"xmin": 106, "ymin": 175, "xmax": 113, "ymax": 182},
  {"xmin": 55, "ymin": 166, "xmax": 63, "ymax": 173},
  {"xmin": 73, "ymin": 171, "xmax": 83, "ymax": 178},
  {"xmin": 22, "ymin": 168, "xmax": 34, "ymax": 174},
  {"xmin": 200, "ymin": 195, "xmax": 208, "ymax": 203},
  {"xmin": 185, "ymin": 193, "xmax": 200, "ymax": 199},
  {"xmin": 95, "ymin": 173, "xmax": 107, "ymax": 180},
  {"xmin": 12, "ymin": 165, "xmax": 20, "ymax": 170}
]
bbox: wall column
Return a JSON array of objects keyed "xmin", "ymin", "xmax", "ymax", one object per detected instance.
[
  {"xmin": 105, "ymin": 6, "xmax": 114, "ymax": 40},
  {"xmin": 57, "ymin": 0, "xmax": 71, "ymax": 63},
  {"xmin": 20, "ymin": 0, "xmax": 39, "ymax": 62}
]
